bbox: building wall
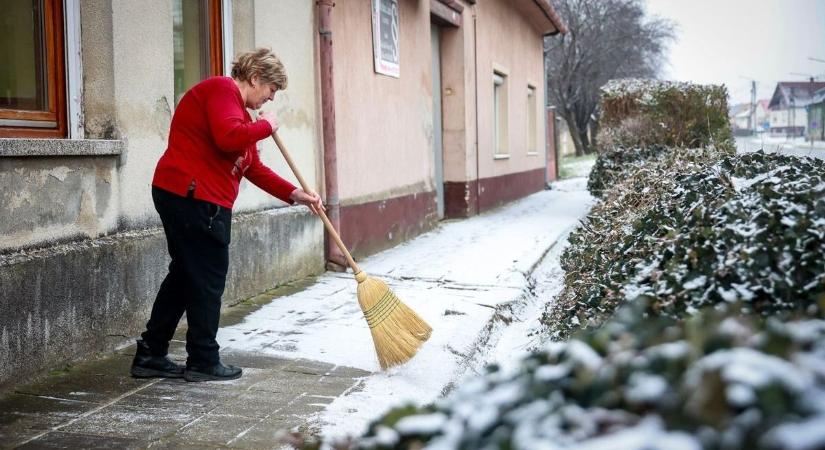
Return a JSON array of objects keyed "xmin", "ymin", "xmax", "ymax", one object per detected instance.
[
  {"xmin": 475, "ymin": 0, "xmax": 546, "ymax": 181},
  {"xmin": 808, "ymin": 103, "xmax": 825, "ymax": 141},
  {"xmin": 0, "ymin": 142, "xmax": 121, "ymax": 252},
  {"xmin": 333, "ymin": 0, "xmax": 435, "ymax": 204},
  {"xmin": 331, "ymin": 0, "xmax": 439, "ymax": 257},
  {"xmin": 770, "ymin": 107, "xmax": 808, "ymax": 135},
  {"xmin": 239, "ymin": 0, "xmax": 323, "ymax": 211}
]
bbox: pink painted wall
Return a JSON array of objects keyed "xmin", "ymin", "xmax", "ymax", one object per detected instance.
[
  {"xmin": 438, "ymin": 4, "xmax": 477, "ymax": 184},
  {"xmin": 474, "ymin": 0, "xmax": 547, "ymax": 181},
  {"xmin": 332, "ymin": 0, "xmax": 435, "ymax": 205}
]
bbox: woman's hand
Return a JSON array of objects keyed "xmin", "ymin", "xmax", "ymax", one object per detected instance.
[
  {"xmin": 259, "ymin": 110, "xmax": 280, "ymax": 133},
  {"xmin": 289, "ymin": 189, "xmax": 325, "ymax": 215}
]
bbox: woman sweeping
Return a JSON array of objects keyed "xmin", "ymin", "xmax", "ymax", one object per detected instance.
[{"xmin": 130, "ymin": 48, "xmax": 323, "ymax": 382}]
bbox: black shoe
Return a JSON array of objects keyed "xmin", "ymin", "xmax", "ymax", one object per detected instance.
[
  {"xmin": 184, "ymin": 362, "xmax": 243, "ymax": 382},
  {"xmin": 130, "ymin": 339, "xmax": 185, "ymax": 378}
]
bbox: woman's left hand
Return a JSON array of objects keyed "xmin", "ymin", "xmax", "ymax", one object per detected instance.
[{"xmin": 289, "ymin": 189, "xmax": 325, "ymax": 215}]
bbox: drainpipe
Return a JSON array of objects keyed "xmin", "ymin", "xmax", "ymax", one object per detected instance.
[
  {"xmin": 318, "ymin": 0, "xmax": 347, "ymax": 269},
  {"xmin": 473, "ymin": 7, "xmax": 481, "ymax": 216}
]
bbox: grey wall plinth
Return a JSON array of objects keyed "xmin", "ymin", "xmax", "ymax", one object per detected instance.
[{"xmin": 0, "ymin": 207, "xmax": 323, "ymax": 392}]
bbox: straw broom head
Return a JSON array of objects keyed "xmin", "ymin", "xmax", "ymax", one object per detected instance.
[
  {"xmin": 356, "ymin": 271, "xmax": 432, "ymax": 370},
  {"xmin": 268, "ymin": 132, "xmax": 432, "ymax": 370}
]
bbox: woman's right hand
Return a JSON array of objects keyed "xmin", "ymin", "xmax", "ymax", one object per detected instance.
[{"xmin": 259, "ymin": 110, "xmax": 280, "ymax": 133}]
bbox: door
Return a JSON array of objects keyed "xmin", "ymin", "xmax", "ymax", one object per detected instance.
[{"xmin": 431, "ymin": 26, "xmax": 445, "ymax": 219}]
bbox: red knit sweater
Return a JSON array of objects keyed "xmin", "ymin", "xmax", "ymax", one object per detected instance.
[{"xmin": 152, "ymin": 76, "xmax": 297, "ymax": 209}]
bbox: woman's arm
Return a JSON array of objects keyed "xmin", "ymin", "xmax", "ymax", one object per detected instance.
[
  {"xmin": 244, "ymin": 150, "xmax": 298, "ymax": 204},
  {"xmin": 206, "ymin": 87, "xmax": 273, "ymax": 151}
]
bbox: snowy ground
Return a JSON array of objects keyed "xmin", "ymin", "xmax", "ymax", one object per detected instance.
[
  {"xmin": 559, "ymin": 154, "xmax": 597, "ymax": 179},
  {"xmin": 216, "ymin": 177, "xmax": 594, "ymax": 441},
  {"xmin": 736, "ymin": 135, "xmax": 825, "ymax": 159}
]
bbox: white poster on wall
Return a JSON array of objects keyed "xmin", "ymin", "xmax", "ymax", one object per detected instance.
[{"xmin": 371, "ymin": 0, "xmax": 400, "ymax": 78}]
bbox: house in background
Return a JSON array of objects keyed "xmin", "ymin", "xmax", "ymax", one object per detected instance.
[
  {"xmin": 754, "ymin": 99, "xmax": 770, "ymax": 132},
  {"xmin": 0, "ymin": 0, "xmax": 565, "ymax": 391},
  {"xmin": 730, "ymin": 103, "xmax": 752, "ymax": 135},
  {"xmin": 806, "ymin": 87, "xmax": 825, "ymax": 142},
  {"xmin": 768, "ymin": 81, "xmax": 825, "ymax": 137},
  {"xmin": 730, "ymin": 100, "xmax": 770, "ymax": 136}
]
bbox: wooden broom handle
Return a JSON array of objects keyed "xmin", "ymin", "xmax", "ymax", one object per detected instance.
[{"xmin": 271, "ymin": 132, "xmax": 362, "ymax": 274}]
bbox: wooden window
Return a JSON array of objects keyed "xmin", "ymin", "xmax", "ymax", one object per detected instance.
[
  {"xmin": 0, "ymin": 0, "xmax": 67, "ymax": 138},
  {"xmin": 527, "ymin": 85, "xmax": 537, "ymax": 154},
  {"xmin": 493, "ymin": 71, "xmax": 509, "ymax": 156},
  {"xmin": 173, "ymin": 0, "xmax": 224, "ymax": 105}
]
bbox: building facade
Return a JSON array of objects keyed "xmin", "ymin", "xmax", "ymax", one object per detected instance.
[
  {"xmin": 0, "ymin": 0, "xmax": 564, "ymax": 390},
  {"xmin": 807, "ymin": 88, "xmax": 825, "ymax": 142},
  {"xmin": 768, "ymin": 81, "xmax": 825, "ymax": 137}
]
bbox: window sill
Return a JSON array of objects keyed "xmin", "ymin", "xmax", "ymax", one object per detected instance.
[
  {"xmin": 493, "ymin": 153, "xmax": 510, "ymax": 160},
  {"xmin": 526, "ymin": 151, "xmax": 539, "ymax": 156},
  {"xmin": 0, "ymin": 138, "xmax": 124, "ymax": 157}
]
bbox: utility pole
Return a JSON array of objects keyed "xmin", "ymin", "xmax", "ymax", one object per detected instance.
[
  {"xmin": 739, "ymin": 75, "xmax": 758, "ymax": 135},
  {"xmin": 750, "ymin": 80, "xmax": 757, "ymax": 134}
]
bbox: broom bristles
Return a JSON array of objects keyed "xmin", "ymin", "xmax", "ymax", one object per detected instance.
[{"xmin": 356, "ymin": 273, "xmax": 432, "ymax": 370}]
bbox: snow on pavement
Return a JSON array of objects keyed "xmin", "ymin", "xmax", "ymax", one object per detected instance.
[{"xmin": 217, "ymin": 178, "xmax": 594, "ymax": 440}]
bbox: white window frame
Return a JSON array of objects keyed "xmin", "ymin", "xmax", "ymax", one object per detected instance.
[
  {"xmin": 527, "ymin": 83, "xmax": 538, "ymax": 156},
  {"xmin": 493, "ymin": 66, "xmax": 509, "ymax": 159},
  {"xmin": 65, "ymin": 0, "xmax": 84, "ymax": 139},
  {"xmin": 221, "ymin": 0, "xmax": 233, "ymax": 75}
]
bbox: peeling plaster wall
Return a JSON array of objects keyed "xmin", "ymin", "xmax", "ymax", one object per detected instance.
[
  {"xmin": 78, "ymin": 0, "xmax": 322, "ymax": 222},
  {"xmin": 232, "ymin": 0, "xmax": 321, "ymax": 213},
  {"xmin": 108, "ymin": 0, "xmax": 175, "ymax": 228},
  {"xmin": 0, "ymin": 156, "xmax": 119, "ymax": 252},
  {"xmin": 80, "ymin": 0, "xmax": 118, "ymax": 140},
  {"xmin": 0, "ymin": 208, "xmax": 323, "ymax": 392},
  {"xmin": 232, "ymin": 0, "xmax": 256, "ymax": 54}
]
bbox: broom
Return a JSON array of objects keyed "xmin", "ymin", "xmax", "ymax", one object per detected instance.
[{"xmin": 271, "ymin": 132, "xmax": 433, "ymax": 369}]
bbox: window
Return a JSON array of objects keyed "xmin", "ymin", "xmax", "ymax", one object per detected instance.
[
  {"xmin": 527, "ymin": 85, "xmax": 537, "ymax": 154},
  {"xmin": 493, "ymin": 71, "xmax": 509, "ymax": 157},
  {"xmin": 0, "ymin": 0, "xmax": 66, "ymax": 138},
  {"xmin": 173, "ymin": 0, "xmax": 224, "ymax": 105}
]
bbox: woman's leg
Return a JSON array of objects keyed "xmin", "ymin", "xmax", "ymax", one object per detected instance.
[
  {"xmin": 140, "ymin": 187, "xmax": 189, "ymax": 356},
  {"xmin": 181, "ymin": 201, "xmax": 231, "ymax": 368}
]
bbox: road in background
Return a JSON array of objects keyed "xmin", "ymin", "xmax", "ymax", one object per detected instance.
[{"xmin": 736, "ymin": 136, "xmax": 825, "ymax": 160}]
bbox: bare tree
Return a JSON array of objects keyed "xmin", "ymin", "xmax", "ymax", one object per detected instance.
[{"xmin": 546, "ymin": 0, "xmax": 674, "ymax": 155}]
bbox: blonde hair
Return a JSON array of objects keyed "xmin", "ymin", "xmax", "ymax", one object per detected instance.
[{"xmin": 231, "ymin": 48, "xmax": 288, "ymax": 90}]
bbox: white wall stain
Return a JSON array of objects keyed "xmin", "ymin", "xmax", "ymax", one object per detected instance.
[
  {"xmin": 7, "ymin": 191, "xmax": 32, "ymax": 210},
  {"xmin": 47, "ymin": 166, "xmax": 74, "ymax": 182},
  {"xmin": 0, "ymin": 327, "xmax": 8, "ymax": 380}
]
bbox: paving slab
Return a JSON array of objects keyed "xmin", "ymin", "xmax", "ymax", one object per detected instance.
[{"xmin": 0, "ymin": 347, "xmax": 369, "ymax": 449}]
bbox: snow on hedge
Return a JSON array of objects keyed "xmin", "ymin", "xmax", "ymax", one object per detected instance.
[
  {"xmin": 348, "ymin": 303, "xmax": 825, "ymax": 450},
  {"xmin": 548, "ymin": 149, "xmax": 825, "ymax": 338}
]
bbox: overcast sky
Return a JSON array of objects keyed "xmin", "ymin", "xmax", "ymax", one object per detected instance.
[{"xmin": 644, "ymin": 0, "xmax": 825, "ymax": 106}]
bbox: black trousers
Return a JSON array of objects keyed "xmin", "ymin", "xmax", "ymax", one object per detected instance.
[{"xmin": 141, "ymin": 187, "xmax": 232, "ymax": 367}]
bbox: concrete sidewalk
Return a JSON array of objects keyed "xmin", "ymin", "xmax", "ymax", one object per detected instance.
[
  {"xmin": 0, "ymin": 287, "xmax": 370, "ymax": 449},
  {"xmin": 0, "ymin": 178, "xmax": 593, "ymax": 449}
]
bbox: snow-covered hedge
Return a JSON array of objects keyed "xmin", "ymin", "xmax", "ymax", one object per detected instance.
[
  {"xmin": 586, "ymin": 144, "xmax": 670, "ymax": 196},
  {"xmin": 598, "ymin": 79, "xmax": 733, "ymax": 151},
  {"xmin": 345, "ymin": 302, "xmax": 825, "ymax": 450},
  {"xmin": 547, "ymin": 150, "xmax": 825, "ymax": 339}
]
